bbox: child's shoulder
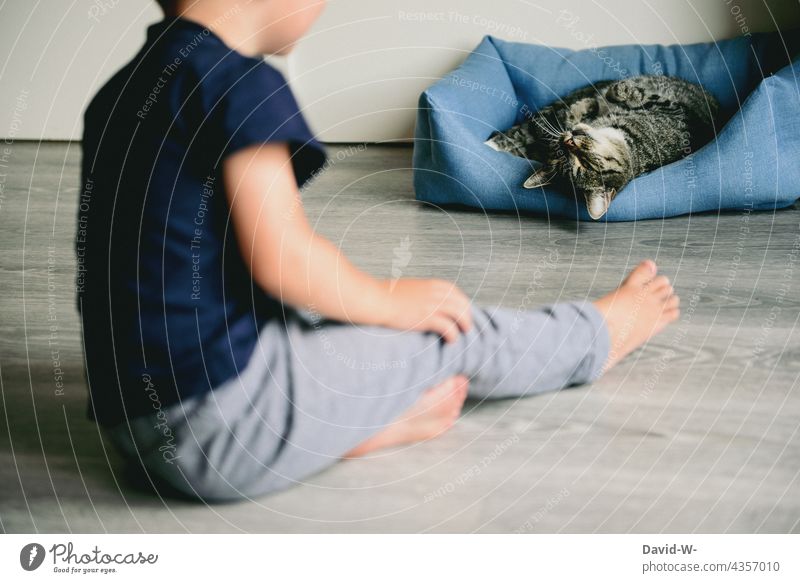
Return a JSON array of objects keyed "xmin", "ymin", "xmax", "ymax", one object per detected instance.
[
  {"xmin": 83, "ymin": 18, "xmax": 323, "ymax": 180},
  {"xmin": 101, "ymin": 18, "xmax": 288, "ymax": 110},
  {"xmin": 200, "ymin": 50, "xmax": 289, "ymax": 105}
]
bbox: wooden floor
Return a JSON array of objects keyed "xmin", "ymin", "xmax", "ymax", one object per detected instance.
[{"xmin": 1, "ymin": 142, "xmax": 798, "ymax": 533}]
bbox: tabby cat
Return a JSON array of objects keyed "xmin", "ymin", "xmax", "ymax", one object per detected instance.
[{"xmin": 485, "ymin": 75, "xmax": 719, "ymax": 219}]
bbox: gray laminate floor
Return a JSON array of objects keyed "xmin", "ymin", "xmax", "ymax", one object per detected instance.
[{"xmin": 1, "ymin": 142, "xmax": 798, "ymax": 533}]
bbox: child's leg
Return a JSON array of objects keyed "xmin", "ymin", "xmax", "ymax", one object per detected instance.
[
  {"xmin": 349, "ymin": 260, "xmax": 679, "ymax": 458},
  {"xmin": 157, "ymin": 301, "xmax": 608, "ymax": 500},
  {"xmin": 113, "ymin": 261, "xmax": 677, "ymax": 500},
  {"xmin": 342, "ymin": 375, "xmax": 470, "ymax": 458}
]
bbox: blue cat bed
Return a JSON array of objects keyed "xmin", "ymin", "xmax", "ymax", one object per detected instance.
[{"xmin": 413, "ymin": 33, "xmax": 800, "ymax": 221}]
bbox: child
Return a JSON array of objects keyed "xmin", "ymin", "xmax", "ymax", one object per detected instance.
[{"xmin": 77, "ymin": 0, "xmax": 680, "ymax": 501}]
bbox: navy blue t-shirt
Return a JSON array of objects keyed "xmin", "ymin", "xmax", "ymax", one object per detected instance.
[{"xmin": 78, "ymin": 18, "xmax": 326, "ymax": 426}]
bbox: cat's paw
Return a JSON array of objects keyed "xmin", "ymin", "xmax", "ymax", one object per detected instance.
[
  {"xmin": 485, "ymin": 131, "xmax": 512, "ymax": 152},
  {"xmin": 606, "ymin": 80, "xmax": 645, "ymax": 108},
  {"xmin": 484, "ymin": 135, "xmax": 503, "ymax": 151},
  {"xmin": 486, "ymin": 131, "xmax": 532, "ymax": 159}
]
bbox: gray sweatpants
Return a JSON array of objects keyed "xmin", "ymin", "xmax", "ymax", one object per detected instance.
[{"xmin": 107, "ymin": 302, "xmax": 609, "ymax": 501}]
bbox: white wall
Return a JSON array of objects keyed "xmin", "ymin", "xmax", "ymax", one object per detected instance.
[
  {"xmin": 1, "ymin": 0, "xmax": 797, "ymax": 142},
  {"xmin": 0, "ymin": 0, "xmax": 163, "ymax": 142}
]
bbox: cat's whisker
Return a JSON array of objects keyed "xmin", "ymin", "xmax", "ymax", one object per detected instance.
[
  {"xmin": 546, "ymin": 115, "xmax": 566, "ymax": 134},
  {"xmin": 541, "ymin": 124, "xmax": 558, "ymax": 138},
  {"xmin": 530, "ymin": 116, "xmax": 553, "ymax": 132},
  {"xmin": 549, "ymin": 119, "xmax": 567, "ymax": 138},
  {"xmin": 538, "ymin": 116, "xmax": 559, "ymax": 136},
  {"xmin": 531, "ymin": 122, "xmax": 556, "ymax": 138},
  {"xmin": 531, "ymin": 117, "xmax": 559, "ymax": 138}
]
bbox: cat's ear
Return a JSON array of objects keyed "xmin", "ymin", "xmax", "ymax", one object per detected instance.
[
  {"xmin": 523, "ymin": 167, "xmax": 554, "ymax": 189},
  {"xmin": 585, "ymin": 188, "xmax": 615, "ymax": 220}
]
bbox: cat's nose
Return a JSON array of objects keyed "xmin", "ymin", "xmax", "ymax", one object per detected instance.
[{"xmin": 562, "ymin": 134, "xmax": 576, "ymax": 149}]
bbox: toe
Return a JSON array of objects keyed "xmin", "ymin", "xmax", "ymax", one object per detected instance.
[
  {"xmin": 650, "ymin": 275, "xmax": 671, "ymax": 290},
  {"xmin": 658, "ymin": 284, "xmax": 674, "ymax": 299},
  {"xmin": 625, "ymin": 260, "xmax": 657, "ymax": 287}
]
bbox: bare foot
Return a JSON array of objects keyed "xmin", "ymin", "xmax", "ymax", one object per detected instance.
[
  {"xmin": 593, "ymin": 260, "xmax": 680, "ymax": 372},
  {"xmin": 343, "ymin": 375, "xmax": 469, "ymax": 458}
]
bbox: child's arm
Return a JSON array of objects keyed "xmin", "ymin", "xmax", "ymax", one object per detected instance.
[{"xmin": 224, "ymin": 144, "xmax": 473, "ymax": 343}]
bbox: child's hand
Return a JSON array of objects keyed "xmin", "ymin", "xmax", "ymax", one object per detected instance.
[{"xmin": 377, "ymin": 279, "xmax": 473, "ymax": 343}]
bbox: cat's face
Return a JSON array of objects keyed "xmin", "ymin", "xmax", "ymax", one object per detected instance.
[{"xmin": 525, "ymin": 122, "xmax": 632, "ymax": 219}]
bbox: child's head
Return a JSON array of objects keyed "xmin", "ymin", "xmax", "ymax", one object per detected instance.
[
  {"xmin": 259, "ymin": 0, "xmax": 326, "ymax": 55},
  {"xmin": 163, "ymin": 0, "xmax": 326, "ymax": 55}
]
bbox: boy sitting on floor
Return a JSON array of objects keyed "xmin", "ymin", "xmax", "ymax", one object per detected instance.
[{"xmin": 77, "ymin": 0, "xmax": 680, "ymax": 500}]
